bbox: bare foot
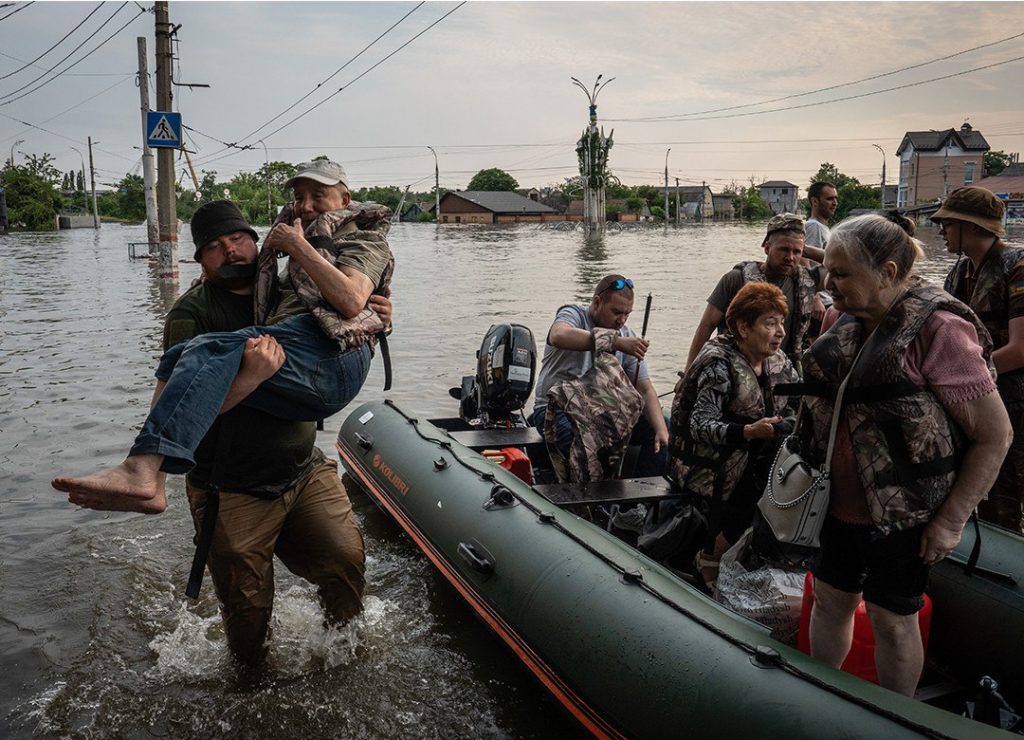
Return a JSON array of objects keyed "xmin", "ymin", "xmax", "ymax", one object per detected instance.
[{"xmin": 52, "ymin": 455, "xmax": 168, "ymax": 514}]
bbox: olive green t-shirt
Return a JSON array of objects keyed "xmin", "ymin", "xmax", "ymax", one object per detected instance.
[{"xmin": 164, "ymin": 281, "xmax": 321, "ymax": 495}]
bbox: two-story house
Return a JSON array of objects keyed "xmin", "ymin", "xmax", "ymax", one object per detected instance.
[
  {"xmin": 896, "ymin": 122, "xmax": 990, "ymax": 208},
  {"xmin": 756, "ymin": 181, "xmax": 799, "ymax": 214}
]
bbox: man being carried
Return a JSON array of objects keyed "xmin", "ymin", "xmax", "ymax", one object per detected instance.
[
  {"xmin": 686, "ymin": 214, "xmax": 825, "ymax": 369},
  {"xmin": 801, "ymin": 180, "xmax": 839, "ymax": 263},
  {"xmin": 53, "ymin": 159, "xmax": 393, "ymax": 515},
  {"xmin": 933, "ymin": 186, "xmax": 1024, "ymax": 533},
  {"xmin": 531, "ymin": 275, "xmax": 669, "ymax": 496}
]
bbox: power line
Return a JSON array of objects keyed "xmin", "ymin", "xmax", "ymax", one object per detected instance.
[
  {"xmin": 235, "ymin": 1, "xmax": 426, "ymax": 145},
  {"xmin": 194, "ymin": 1, "xmax": 466, "ymax": 168},
  {"xmin": 612, "ymin": 31, "xmax": 1024, "ymax": 123},
  {"xmin": 0, "ymin": 4, "xmax": 145, "ymax": 107},
  {"xmin": 0, "ymin": 109, "xmax": 137, "ymax": 162},
  {"xmin": 0, "ymin": 1, "xmax": 32, "ymax": 22},
  {"xmin": 0, "ymin": 50, "xmax": 130, "ymax": 76},
  {"xmin": 0, "ymin": 2, "xmax": 105, "ymax": 81},
  {"xmin": 0, "ymin": 2, "xmax": 127, "ymax": 100},
  {"xmin": 0, "ymin": 73, "xmax": 134, "ymax": 145},
  {"xmin": 610, "ymin": 54, "xmax": 1024, "ymax": 124}
]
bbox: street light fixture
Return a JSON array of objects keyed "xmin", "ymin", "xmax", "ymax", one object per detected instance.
[
  {"xmin": 873, "ymin": 144, "xmax": 887, "ymax": 207},
  {"xmin": 9, "ymin": 139, "xmax": 24, "ymax": 167},
  {"xmin": 70, "ymin": 147, "xmax": 86, "ymax": 193},
  {"xmin": 257, "ymin": 139, "xmax": 272, "ymax": 224}
]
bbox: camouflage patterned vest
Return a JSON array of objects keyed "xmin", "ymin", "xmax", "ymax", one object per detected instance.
[
  {"xmin": 738, "ymin": 261, "xmax": 819, "ymax": 358},
  {"xmin": 668, "ymin": 334, "xmax": 798, "ymax": 501},
  {"xmin": 800, "ymin": 279, "xmax": 995, "ymax": 533},
  {"xmin": 945, "ymin": 245, "xmax": 1024, "ymax": 409},
  {"xmin": 544, "ymin": 328, "xmax": 643, "ymax": 482},
  {"xmin": 254, "ymin": 201, "xmax": 394, "ymax": 349}
]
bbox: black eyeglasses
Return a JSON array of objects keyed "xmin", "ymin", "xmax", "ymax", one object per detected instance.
[{"xmin": 598, "ymin": 277, "xmax": 633, "ymax": 295}]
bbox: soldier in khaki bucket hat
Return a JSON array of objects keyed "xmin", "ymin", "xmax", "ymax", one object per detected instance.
[{"xmin": 937, "ymin": 186, "xmax": 1024, "ymax": 532}]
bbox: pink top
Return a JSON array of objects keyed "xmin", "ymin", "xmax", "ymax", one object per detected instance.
[{"xmin": 819, "ymin": 307, "xmax": 997, "ymax": 524}]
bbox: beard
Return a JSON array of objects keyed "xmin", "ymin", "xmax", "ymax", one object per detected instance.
[{"xmin": 206, "ymin": 262, "xmax": 257, "ymax": 291}]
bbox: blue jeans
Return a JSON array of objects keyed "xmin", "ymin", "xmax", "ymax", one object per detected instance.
[
  {"xmin": 531, "ymin": 406, "xmax": 667, "ymax": 477},
  {"xmin": 131, "ymin": 314, "xmax": 371, "ymax": 474}
]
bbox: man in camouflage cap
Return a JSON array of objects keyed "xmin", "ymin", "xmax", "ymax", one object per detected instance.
[{"xmin": 686, "ymin": 213, "xmax": 826, "ymax": 368}]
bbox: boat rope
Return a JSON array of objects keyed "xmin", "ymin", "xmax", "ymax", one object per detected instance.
[{"xmin": 379, "ymin": 400, "xmax": 960, "ymax": 739}]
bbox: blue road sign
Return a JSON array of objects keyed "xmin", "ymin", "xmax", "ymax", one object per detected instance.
[{"xmin": 146, "ymin": 111, "xmax": 182, "ymax": 149}]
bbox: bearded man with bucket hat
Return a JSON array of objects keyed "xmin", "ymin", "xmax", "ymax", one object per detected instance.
[
  {"xmin": 54, "ymin": 160, "xmax": 394, "ymax": 662},
  {"xmin": 932, "ymin": 186, "xmax": 1024, "ymax": 532}
]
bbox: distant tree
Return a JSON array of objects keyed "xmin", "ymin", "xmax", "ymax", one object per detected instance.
[
  {"xmin": 732, "ymin": 180, "xmax": 770, "ymax": 220},
  {"xmin": 0, "ymin": 164, "xmax": 62, "ymax": 230},
  {"xmin": 61, "ymin": 172, "xmax": 70, "ymax": 190},
  {"xmin": 416, "ymin": 211, "xmax": 434, "ymax": 223},
  {"xmin": 467, "ymin": 167, "xmax": 518, "ymax": 191},
  {"xmin": 76, "ymin": 170, "xmax": 84, "ymax": 191},
  {"xmin": 636, "ymin": 185, "xmax": 662, "ymax": 208},
  {"xmin": 606, "ymin": 202, "xmax": 623, "ymax": 221},
  {"xmin": 625, "ymin": 196, "xmax": 644, "ymax": 216},
  {"xmin": 650, "ymin": 205, "xmax": 666, "ymax": 221},
  {"xmin": 984, "ymin": 151, "xmax": 1013, "ymax": 177},
  {"xmin": 22, "ymin": 153, "xmax": 62, "ymax": 186},
  {"xmin": 809, "ymin": 163, "xmax": 879, "ymax": 221},
  {"xmin": 353, "ymin": 185, "xmax": 402, "ymax": 212},
  {"xmin": 605, "ymin": 180, "xmax": 633, "ymax": 199}
]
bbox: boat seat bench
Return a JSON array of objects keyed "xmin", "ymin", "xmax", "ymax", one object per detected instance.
[
  {"xmin": 532, "ymin": 477, "xmax": 682, "ymax": 507},
  {"xmin": 447, "ymin": 426, "xmax": 545, "ymax": 450}
]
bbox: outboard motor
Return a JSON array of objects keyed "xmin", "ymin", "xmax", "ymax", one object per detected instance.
[{"xmin": 451, "ymin": 323, "xmax": 536, "ymax": 427}]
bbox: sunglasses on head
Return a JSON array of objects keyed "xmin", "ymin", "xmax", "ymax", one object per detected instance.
[{"xmin": 598, "ymin": 277, "xmax": 633, "ymax": 295}]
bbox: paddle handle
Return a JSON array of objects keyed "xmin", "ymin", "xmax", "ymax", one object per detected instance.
[{"xmin": 632, "ymin": 292, "xmax": 653, "ymax": 385}]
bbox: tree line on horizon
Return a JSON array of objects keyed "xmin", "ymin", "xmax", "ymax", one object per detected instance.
[{"xmin": 2, "ymin": 151, "xmax": 1017, "ymax": 232}]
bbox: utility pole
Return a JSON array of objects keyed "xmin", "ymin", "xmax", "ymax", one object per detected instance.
[
  {"xmin": 257, "ymin": 139, "xmax": 272, "ymax": 224},
  {"xmin": 942, "ymin": 142, "xmax": 950, "ymax": 199},
  {"xmin": 87, "ymin": 136, "xmax": 99, "ymax": 228},
  {"xmin": 427, "ymin": 146, "xmax": 439, "ymax": 222},
  {"xmin": 664, "ymin": 148, "xmax": 671, "ymax": 224},
  {"xmin": 137, "ymin": 37, "xmax": 159, "ymax": 250},
  {"xmin": 395, "ymin": 183, "xmax": 411, "ymax": 223},
  {"xmin": 154, "ymin": 1, "xmax": 178, "ymax": 283},
  {"xmin": 674, "ymin": 178, "xmax": 680, "ymax": 225}
]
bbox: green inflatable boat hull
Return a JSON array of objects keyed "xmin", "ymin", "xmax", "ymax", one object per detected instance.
[{"xmin": 337, "ymin": 400, "xmax": 1021, "ymax": 739}]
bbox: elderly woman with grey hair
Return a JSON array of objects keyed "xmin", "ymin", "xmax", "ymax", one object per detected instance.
[{"xmin": 798, "ymin": 214, "xmax": 1012, "ymax": 696}]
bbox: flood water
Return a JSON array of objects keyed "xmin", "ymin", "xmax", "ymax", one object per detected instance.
[{"xmin": 0, "ymin": 220, "xmax": 1008, "ymax": 738}]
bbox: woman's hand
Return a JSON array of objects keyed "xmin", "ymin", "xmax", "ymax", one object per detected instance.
[
  {"xmin": 919, "ymin": 510, "xmax": 963, "ymax": 565},
  {"xmin": 744, "ymin": 416, "xmax": 782, "ymax": 440}
]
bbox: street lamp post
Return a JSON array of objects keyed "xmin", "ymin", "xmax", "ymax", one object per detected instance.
[
  {"xmin": 664, "ymin": 148, "xmax": 671, "ymax": 224},
  {"xmin": 873, "ymin": 144, "xmax": 887, "ymax": 207},
  {"xmin": 257, "ymin": 139, "xmax": 273, "ymax": 224},
  {"xmin": 9, "ymin": 139, "xmax": 24, "ymax": 167},
  {"xmin": 70, "ymin": 147, "xmax": 86, "ymax": 195},
  {"xmin": 427, "ymin": 145, "xmax": 439, "ymax": 222}
]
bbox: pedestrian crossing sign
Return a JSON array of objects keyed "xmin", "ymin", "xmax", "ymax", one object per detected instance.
[{"xmin": 146, "ymin": 111, "xmax": 182, "ymax": 148}]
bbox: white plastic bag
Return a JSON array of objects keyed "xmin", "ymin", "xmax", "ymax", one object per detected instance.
[{"xmin": 713, "ymin": 528, "xmax": 807, "ymax": 645}]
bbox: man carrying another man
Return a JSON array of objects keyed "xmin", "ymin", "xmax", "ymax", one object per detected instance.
[
  {"xmin": 531, "ymin": 275, "xmax": 669, "ymax": 511},
  {"xmin": 686, "ymin": 214, "xmax": 826, "ymax": 369},
  {"xmin": 56, "ymin": 160, "xmax": 393, "ymax": 666}
]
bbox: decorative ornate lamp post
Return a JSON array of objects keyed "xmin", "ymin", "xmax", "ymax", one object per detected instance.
[{"xmin": 572, "ymin": 75, "xmax": 615, "ymax": 235}]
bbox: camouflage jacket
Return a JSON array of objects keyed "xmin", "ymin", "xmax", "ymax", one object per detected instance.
[
  {"xmin": 945, "ymin": 245, "xmax": 1024, "ymax": 409},
  {"xmin": 668, "ymin": 334, "xmax": 799, "ymax": 501},
  {"xmin": 254, "ymin": 201, "xmax": 394, "ymax": 349},
  {"xmin": 739, "ymin": 261, "xmax": 819, "ymax": 359},
  {"xmin": 799, "ymin": 278, "xmax": 995, "ymax": 534},
  {"xmin": 544, "ymin": 327, "xmax": 643, "ymax": 482}
]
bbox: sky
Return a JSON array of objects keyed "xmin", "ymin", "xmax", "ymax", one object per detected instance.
[{"xmin": 2, "ymin": 0, "xmax": 1023, "ymax": 196}]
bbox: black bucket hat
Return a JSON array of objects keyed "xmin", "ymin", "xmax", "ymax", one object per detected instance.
[{"xmin": 190, "ymin": 200, "xmax": 259, "ymax": 261}]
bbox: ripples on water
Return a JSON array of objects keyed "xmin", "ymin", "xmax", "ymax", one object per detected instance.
[{"xmin": 0, "ymin": 221, "xmax": 1010, "ymax": 738}]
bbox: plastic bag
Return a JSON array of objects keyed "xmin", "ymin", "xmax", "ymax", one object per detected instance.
[{"xmin": 714, "ymin": 528, "xmax": 807, "ymax": 645}]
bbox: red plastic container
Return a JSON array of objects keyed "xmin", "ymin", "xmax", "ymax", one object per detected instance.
[
  {"xmin": 797, "ymin": 571, "xmax": 931, "ymax": 684},
  {"xmin": 481, "ymin": 447, "xmax": 534, "ymax": 485}
]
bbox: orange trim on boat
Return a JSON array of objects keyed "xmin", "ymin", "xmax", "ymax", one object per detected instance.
[{"xmin": 337, "ymin": 439, "xmax": 624, "ymax": 740}]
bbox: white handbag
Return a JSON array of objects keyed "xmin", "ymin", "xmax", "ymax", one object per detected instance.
[{"xmin": 757, "ymin": 368, "xmax": 854, "ymax": 548}]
